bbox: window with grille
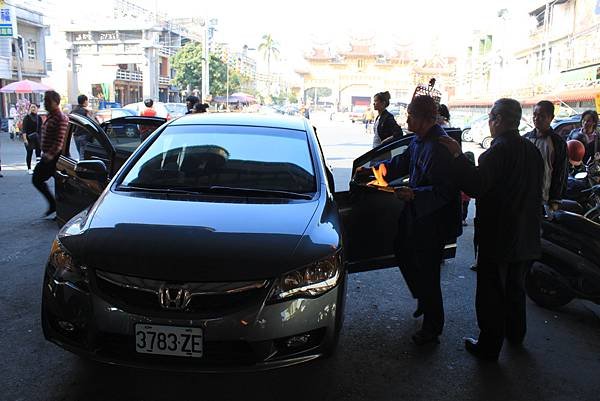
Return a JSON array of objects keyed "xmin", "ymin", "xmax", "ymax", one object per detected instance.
[{"xmin": 27, "ymin": 41, "xmax": 36, "ymax": 60}]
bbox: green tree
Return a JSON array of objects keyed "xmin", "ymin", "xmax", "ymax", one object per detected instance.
[
  {"xmin": 171, "ymin": 42, "xmax": 244, "ymax": 97},
  {"xmin": 171, "ymin": 42, "xmax": 202, "ymax": 92},
  {"xmin": 209, "ymin": 56, "xmax": 242, "ymax": 96},
  {"xmin": 258, "ymin": 34, "xmax": 280, "ymax": 94}
]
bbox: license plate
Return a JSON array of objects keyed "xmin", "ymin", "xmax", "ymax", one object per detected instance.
[{"xmin": 135, "ymin": 324, "xmax": 203, "ymax": 358}]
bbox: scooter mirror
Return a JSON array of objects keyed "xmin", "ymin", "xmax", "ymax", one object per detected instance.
[{"xmin": 574, "ymin": 172, "xmax": 588, "ymax": 180}]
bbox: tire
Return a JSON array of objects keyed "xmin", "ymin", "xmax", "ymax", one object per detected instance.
[
  {"xmin": 461, "ymin": 128, "xmax": 472, "ymax": 142},
  {"xmin": 525, "ymin": 264, "xmax": 574, "ymax": 309},
  {"xmin": 481, "ymin": 136, "xmax": 493, "ymax": 149}
]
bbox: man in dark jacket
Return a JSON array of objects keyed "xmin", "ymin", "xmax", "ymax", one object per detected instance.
[
  {"xmin": 523, "ymin": 100, "xmax": 568, "ymax": 208},
  {"xmin": 382, "ymin": 95, "xmax": 462, "ymax": 345},
  {"xmin": 70, "ymin": 94, "xmax": 92, "ymax": 157},
  {"xmin": 441, "ymin": 98, "xmax": 543, "ymax": 361}
]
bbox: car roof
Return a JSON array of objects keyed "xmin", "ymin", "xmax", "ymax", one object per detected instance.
[
  {"xmin": 169, "ymin": 113, "xmax": 308, "ymax": 131},
  {"xmin": 552, "ymin": 114, "xmax": 581, "ymax": 127}
]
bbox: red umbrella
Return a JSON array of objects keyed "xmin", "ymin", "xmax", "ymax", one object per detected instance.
[{"xmin": 0, "ymin": 79, "xmax": 52, "ymax": 93}]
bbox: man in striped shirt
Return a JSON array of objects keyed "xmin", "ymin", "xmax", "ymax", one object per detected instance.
[{"xmin": 32, "ymin": 90, "xmax": 68, "ymax": 216}]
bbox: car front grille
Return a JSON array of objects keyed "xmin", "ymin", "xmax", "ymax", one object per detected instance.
[{"xmin": 94, "ymin": 270, "xmax": 270, "ymax": 317}]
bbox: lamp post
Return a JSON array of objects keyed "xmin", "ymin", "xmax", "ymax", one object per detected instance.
[{"xmin": 226, "ymin": 60, "xmax": 229, "ymax": 108}]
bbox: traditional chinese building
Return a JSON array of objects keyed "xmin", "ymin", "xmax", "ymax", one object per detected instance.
[{"xmin": 296, "ymin": 38, "xmax": 455, "ymax": 111}]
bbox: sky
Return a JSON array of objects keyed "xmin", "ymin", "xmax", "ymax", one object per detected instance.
[{"xmin": 157, "ymin": 0, "xmax": 532, "ymax": 77}]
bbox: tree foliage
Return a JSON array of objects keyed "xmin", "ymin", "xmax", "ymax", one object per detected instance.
[{"xmin": 171, "ymin": 42, "xmax": 242, "ymax": 96}]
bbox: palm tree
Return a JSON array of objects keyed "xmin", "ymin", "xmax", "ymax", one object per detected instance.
[{"xmin": 258, "ymin": 34, "xmax": 280, "ymax": 95}]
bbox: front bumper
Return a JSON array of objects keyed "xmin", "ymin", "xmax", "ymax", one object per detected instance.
[{"xmin": 41, "ymin": 265, "xmax": 346, "ymax": 372}]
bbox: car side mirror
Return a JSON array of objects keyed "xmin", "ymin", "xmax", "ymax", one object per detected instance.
[
  {"xmin": 574, "ymin": 172, "xmax": 588, "ymax": 180},
  {"xmin": 75, "ymin": 159, "xmax": 108, "ymax": 181}
]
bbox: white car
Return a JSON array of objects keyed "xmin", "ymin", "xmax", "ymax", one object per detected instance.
[
  {"xmin": 123, "ymin": 102, "xmax": 187, "ymax": 119},
  {"xmin": 470, "ymin": 117, "xmax": 533, "ymax": 149}
]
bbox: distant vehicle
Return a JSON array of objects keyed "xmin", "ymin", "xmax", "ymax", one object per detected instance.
[
  {"xmin": 459, "ymin": 114, "xmax": 487, "ymax": 142},
  {"xmin": 94, "ymin": 108, "xmax": 136, "ymax": 124},
  {"xmin": 470, "ymin": 116, "xmax": 533, "ymax": 149},
  {"xmin": 551, "ymin": 114, "xmax": 582, "ymax": 140},
  {"xmin": 348, "ymin": 105, "xmax": 368, "ymax": 123},
  {"xmin": 123, "ymin": 102, "xmax": 187, "ymax": 119}
]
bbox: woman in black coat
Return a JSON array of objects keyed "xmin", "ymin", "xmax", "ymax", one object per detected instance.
[
  {"xmin": 372, "ymin": 91, "xmax": 403, "ymax": 148},
  {"xmin": 21, "ymin": 104, "xmax": 42, "ymax": 174}
]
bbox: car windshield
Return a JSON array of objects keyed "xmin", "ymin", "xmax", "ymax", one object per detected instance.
[
  {"xmin": 120, "ymin": 125, "xmax": 317, "ymax": 194},
  {"xmin": 164, "ymin": 103, "xmax": 187, "ymax": 115}
]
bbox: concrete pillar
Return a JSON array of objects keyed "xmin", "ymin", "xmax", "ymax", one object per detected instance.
[{"xmin": 142, "ymin": 30, "xmax": 159, "ymax": 101}]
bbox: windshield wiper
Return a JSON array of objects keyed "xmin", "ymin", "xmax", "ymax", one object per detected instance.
[
  {"xmin": 116, "ymin": 184, "xmax": 203, "ymax": 195},
  {"xmin": 117, "ymin": 184, "xmax": 314, "ymax": 199},
  {"xmin": 173, "ymin": 185, "xmax": 314, "ymax": 200}
]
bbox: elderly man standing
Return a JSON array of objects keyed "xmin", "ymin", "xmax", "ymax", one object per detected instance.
[
  {"xmin": 32, "ymin": 90, "xmax": 68, "ymax": 217},
  {"xmin": 441, "ymin": 98, "xmax": 543, "ymax": 361},
  {"xmin": 382, "ymin": 95, "xmax": 462, "ymax": 346}
]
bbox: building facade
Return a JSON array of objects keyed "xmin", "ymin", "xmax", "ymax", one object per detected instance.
[
  {"xmin": 0, "ymin": 1, "xmax": 48, "ymax": 116},
  {"xmin": 452, "ymin": 0, "xmax": 600, "ymax": 115},
  {"xmin": 297, "ymin": 38, "xmax": 455, "ymax": 111},
  {"xmin": 63, "ymin": 0, "xmax": 202, "ymax": 107}
]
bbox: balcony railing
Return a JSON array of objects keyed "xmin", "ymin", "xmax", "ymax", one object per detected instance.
[
  {"xmin": 12, "ymin": 57, "xmax": 45, "ymax": 74},
  {"xmin": 116, "ymin": 69, "xmax": 143, "ymax": 81}
]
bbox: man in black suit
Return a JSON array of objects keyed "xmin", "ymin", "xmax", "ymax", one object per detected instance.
[{"xmin": 440, "ymin": 98, "xmax": 543, "ymax": 361}]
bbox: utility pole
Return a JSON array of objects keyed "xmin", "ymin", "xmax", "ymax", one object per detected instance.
[{"xmin": 201, "ymin": 21, "xmax": 209, "ymax": 103}]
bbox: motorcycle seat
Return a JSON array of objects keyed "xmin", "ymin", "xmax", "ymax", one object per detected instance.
[{"xmin": 553, "ymin": 211, "xmax": 600, "ymax": 239}]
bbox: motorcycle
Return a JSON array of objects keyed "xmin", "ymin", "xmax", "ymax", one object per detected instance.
[
  {"xmin": 526, "ymin": 209, "xmax": 600, "ymax": 309},
  {"xmin": 561, "ymin": 167, "xmax": 600, "ymax": 223}
]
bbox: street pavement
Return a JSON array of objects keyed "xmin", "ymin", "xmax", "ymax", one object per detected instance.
[{"xmin": 0, "ymin": 116, "xmax": 599, "ymax": 401}]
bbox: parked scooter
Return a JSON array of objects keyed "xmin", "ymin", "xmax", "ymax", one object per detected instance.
[{"xmin": 526, "ymin": 208, "xmax": 600, "ymax": 309}]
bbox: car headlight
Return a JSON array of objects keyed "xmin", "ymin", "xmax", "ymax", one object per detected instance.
[
  {"xmin": 268, "ymin": 254, "xmax": 342, "ymax": 302},
  {"xmin": 48, "ymin": 238, "xmax": 88, "ymax": 285}
]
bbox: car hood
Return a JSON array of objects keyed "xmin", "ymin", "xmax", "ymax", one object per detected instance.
[{"xmin": 60, "ymin": 192, "xmax": 321, "ymax": 281}]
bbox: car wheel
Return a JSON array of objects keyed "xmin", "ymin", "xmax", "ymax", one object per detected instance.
[
  {"xmin": 461, "ymin": 128, "xmax": 472, "ymax": 142},
  {"xmin": 481, "ymin": 137, "xmax": 493, "ymax": 149},
  {"xmin": 525, "ymin": 264, "xmax": 574, "ymax": 309}
]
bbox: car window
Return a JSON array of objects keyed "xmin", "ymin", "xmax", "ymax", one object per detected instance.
[
  {"xmin": 164, "ymin": 103, "xmax": 187, "ymax": 116},
  {"xmin": 120, "ymin": 125, "xmax": 317, "ymax": 193},
  {"xmin": 104, "ymin": 120, "xmax": 162, "ymax": 153},
  {"xmin": 353, "ymin": 139, "xmax": 411, "ymax": 187}
]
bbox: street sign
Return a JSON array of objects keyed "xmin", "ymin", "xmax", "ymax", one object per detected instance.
[{"xmin": 0, "ymin": 6, "xmax": 16, "ymax": 37}]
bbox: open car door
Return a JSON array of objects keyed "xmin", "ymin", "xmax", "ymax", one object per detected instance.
[
  {"xmin": 334, "ymin": 136, "xmax": 413, "ymax": 273},
  {"xmin": 99, "ymin": 115, "xmax": 166, "ymax": 174},
  {"xmin": 334, "ymin": 135, "xmax": 458, "ymax": 273},
  {"xmin": 55, "ymin": 114, "xmax": 116, "ymax": 225}
]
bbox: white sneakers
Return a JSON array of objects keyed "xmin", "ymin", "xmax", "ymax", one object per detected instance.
[{"xmin": 28, "ymin": 169, "xmax": 33, "ymax": 175}]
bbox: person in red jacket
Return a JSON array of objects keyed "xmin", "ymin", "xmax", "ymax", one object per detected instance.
[{"xmin": 139, "ymin": 99, "xmax": 157, "ymax": 141}]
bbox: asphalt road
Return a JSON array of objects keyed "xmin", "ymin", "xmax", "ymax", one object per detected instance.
[{"xmin": 0, "ymin": 115, "xmax": 599, "ymax": 401}]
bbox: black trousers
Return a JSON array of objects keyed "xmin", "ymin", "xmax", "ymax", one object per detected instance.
[
  {"xmin": 32, "ymin": 157, "xmax": 58, "ymax": 210},
  {"xmin": 398, "ymin": 243, "xmax": 445, "ymax": 335},
  {"xmin": 476, "ymin": 257, "xmax": 531, "ymax": 355},
  {"xmin": 24, "ymin": 135, "xmax": 41, "ymax": 169}
]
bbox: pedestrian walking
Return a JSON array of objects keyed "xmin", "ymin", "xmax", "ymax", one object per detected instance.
[
  {"xmin": 32, "ymin": 90, "xmax": 68, "ymax": 217},
  {"xmin": 379, "ymin": 95, "xmax": 462, "ymax": 345},
  {"xmin": 440, "ymin": 98, "xmax": 543, "ymax": 361},
  {"xmin": 567, "ymin": 110, "xmax": 599, "ymax": 164},
  {"xmin": 363, "ymin": 107, "xmax": 374, "ymax": 133},
  {"xmin": 21, "ymin": 104, "xmax": 43, "ymax": 174},
  {"xmin": 524, "ymin": 100, "xmax": 568, "ymax": 210},
  {"xmin": 70, "ymin": 94, "xmax": 93, "ymax": 157},
  {"xmin": 372, "ymin": 91, "xmax": 403, "ymax": 148}
]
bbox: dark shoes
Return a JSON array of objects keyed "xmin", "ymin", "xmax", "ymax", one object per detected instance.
[
  {"xmin": 464, "ymin": 337, "xmax": 499, "ymax": 361},
  {"xmin": 470, "ymin": 263, "xmax": 477, "ymax": 271},
  {"xmin": 412, "ymin": 330, "xmax": 439, "ymax": 346}
]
